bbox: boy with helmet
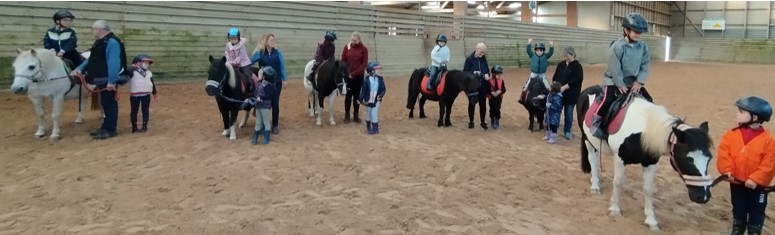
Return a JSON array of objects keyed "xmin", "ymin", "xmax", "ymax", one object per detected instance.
[
  {"xmin": 224, "ymin": 27, "xmax": 254, "ymax": 93},
  {"xmin": 249, "ymin": 67, "xmax": 277, "ymax": 145},
  {"xmin": 128, "ymin": 54, "xmax": 158, "ymax": 133},
  {"xmin": 589, "ymin": 12, "xmax": 653, "ymax": 138},
  {"xmin": 518, "ymin": 37, "xmax": 554, "ymax": 104},
  {"xmin": 307, "ymin": 31, "xmax": 338, "ymax": 85},
  {"xmin": 359, "ymin": 62, "xmax": 386, "ymax": 135},
  {"xmin": 427, "ymin": 33, "xmax": 450, "ymax": 91},
  {"xmin": 488, "ymin": 65, "xmax": 507, "ymax": 130},
  {"xmin": 44, "ymin": 9, "xmax": 82, "ymax": 69},
  {"xmin": 717, "ymin": 96, "xmax": 775, "ymax": 235}
]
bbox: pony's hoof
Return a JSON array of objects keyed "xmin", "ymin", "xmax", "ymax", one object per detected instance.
[
  {"xmin": 221, "ymin": 130, "xmax": 230, "ymax": 136},
  {"xmin": 35, "ymin": 133, "xmax": 45, "ymax": 139},
  {"xmin": 647, "ymin": 224, "xmax": 660, "ymax": 231},
  {"xmin": 608, "ymin": 209, "xmax": 622, "ymax": 217},
  {"xmin": 309, "ymin": 113, "xmax": 315, "ymax": 117},
  {"xmin": 444, "ymin": 122, "xmax": 452, "ymax": 127},
  {"xmin": 74, "ymin": 119, "xmax": 84, "ymax": 124},
  {"xmin": 316, "ymin": 122, "xmax": 322, "ymax": 126},
  {"xmin": 238, "ymin": 124, "xmax": 246, "ymax": 128},
  {"xmin": 229, "ymin": 136, "xmax": 237, "ymax": 140},
  {"xmin": 419, "ymin": 115, "xmax": 427, "ymax": 119},
  {"xmin": 330, "ymin": 122, "xmax": 336, "ymax": 126},
  {"xmin": 437, "ymin": 122, "xmax": 444, "ymax": 127},
  {"xmin": 590, "ymin": 188, "xmax": 601, "ymax": 194},
  {"xmin": 50, "ymin": 135, "xmax": 61, "ymax": 141}
]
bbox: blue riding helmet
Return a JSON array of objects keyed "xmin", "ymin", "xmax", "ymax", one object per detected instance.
[
  {"xmin": 622, "ymin": 12, "xmax": 649, "ymax": 33},
  {"xmin": 324, "ymin": 31, "xmax": 337, "ymax": 41},
  {"xmin": 132, "ymin": 54, "xmax": 153, "ymax": 64},
  {"xmin": 491, "ymin": 65, "xmax": 504, "ymax": 75},
  {"xmin": 366, "ymin": 61, "xmax": 381, "ymax": 74},
  {"xmin": 436, "ymin": 33, "xmax": 448, "ymax": 43},
  {"xmin": 227, "ymin": 27, "xmax": 240, "ymax": 38},
  {"xmin": 735, "ymin": 96, "xmax": 772, "ymax": 122},
  {"xmin": 261, "ymin": 66, "xmax": 278, "ymax": 83}
]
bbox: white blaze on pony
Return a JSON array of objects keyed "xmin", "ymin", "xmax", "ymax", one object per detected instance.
[
  {"xmin": 576, "ymin": 85, "xmax": 714, "ymax": 231},
  {"xmin": 11, "ymin": 48, "xmax": 94, "ymax": 140}
]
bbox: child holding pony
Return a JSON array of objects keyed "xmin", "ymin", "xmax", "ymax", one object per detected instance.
[
  {"xmin": 359, "ymin": 62, "xmax": 386, "ymax": 135},
  {"xmin": 247, "ymin": 67, "xmax": 277, "ymax": 145},
  {"xmin": 543, "ymin": 82, "xmax": 563, "ymax": 144},
  {"xmin": 717, "ymin": 96, "xmax": 775, "ymax": 235}
]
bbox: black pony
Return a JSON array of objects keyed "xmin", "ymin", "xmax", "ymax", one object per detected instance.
[
  {"xmin": 520, "ymin": 78, "xmax": 549, "ymax": 132},
  {"xmin": 205, "ymin": 55, "xmax": 255, "ymax": 140},
  {"xmin": 406, "ymin": 68, "xmax": 480, "ymax": 127}
]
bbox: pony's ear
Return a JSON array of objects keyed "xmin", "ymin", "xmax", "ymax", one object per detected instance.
[
  {"xmin": 16, "ymin": 48, "xmax": 23, "ymax": 55},
  {"xmin": 208, "ymin": 55, "xmax": 214, "ymax": 63},
  {"xmin": 30, "ymin": 49, "xmax": 37, "ymax": 56},
  {"xmin": 699, "ymin": 121, "xmax": 709, "ymax": 132},
  {"xmin": 220, "ymin": 56, "xmax": 227, "ymax": 62},
  {"xmin": 672, "ymin": 127, "xmax": 687, "ymax": 142}
]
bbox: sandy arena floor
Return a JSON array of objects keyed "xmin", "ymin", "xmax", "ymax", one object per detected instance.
[{"xmin": 1, "ymin": 62, "xmax": 775, "ymax": 234}]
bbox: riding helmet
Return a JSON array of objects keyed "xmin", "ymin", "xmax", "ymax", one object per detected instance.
[
  {"xmin": 534, "ymin": 42, "xmax": 546, "ymax": 50},
  {"xmin": 132, "ymin": 54, "xmax": 154, "ymax": 64},
  {"xmin": 491, "ymin": 65, "xmax": 504, "ymax": 75},
  {"xmin": 366, "ymin": 61, "xmax": 381, "ymax": 74},
  {"xmin": 227, "ymin": 27, "xmax": 240, "ymax": 38},
  {"xmin": 622, "ymin": 12, "xmax": 649, "ymax": 34},
  {"xmin": 735, "ymin": 96, "xmax": 772, "ymax": 123},
  {"xmin": 261, "ymin": 66, "xmax": 278, "ymax": 83},
  {"xmin": 436, "ymin": 33, "xmax": 448, "ymax": 43},
  {"xmin": 53, "ymin": 10, "xmax": 75, "ymax": 23},
  {"xmin": 324, "ymin": 31, "xmax": 337, "ymax": 41}
]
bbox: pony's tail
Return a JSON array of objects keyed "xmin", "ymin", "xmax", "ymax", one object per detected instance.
[
  {"xmin": 90, "ymin": 93, "xmax": 101, "ymax": 111},
  {"xmin": 406, "ymin": 69, "xmax": 420, "ymax": 109},
  {"xmin": 581, "ymin": 133, "xmax": 591, "ymax": 173}
]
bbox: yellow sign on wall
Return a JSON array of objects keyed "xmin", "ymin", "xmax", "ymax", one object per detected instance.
[{"xmin": 702, "ymin": 18, "xmax": 725, "ymax": 30}]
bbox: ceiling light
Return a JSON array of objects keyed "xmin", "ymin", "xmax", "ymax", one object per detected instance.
[
  {"xmin": 477, "ymin": 4, "xmax": 484, "ymax": 10},
  {"xmin": 468, "ymin": 0, "xmax": 476, "ymax": 4},
  {"xmin": 508, "ymin": 3, "xmax": 521, "ymax": 9}
]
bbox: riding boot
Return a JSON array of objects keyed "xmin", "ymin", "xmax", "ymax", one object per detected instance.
[
  {"xmin": 369, "ymin": 122, "xmax": 379, "ymax": 135},
  {"xmin": 366, "ymin": 121, "xmax": 372, "ymax": 133},
  {"xmin": 131, "ymin": 123, "xmax": 139, "ymax": 133},
  {"xmin": 252, "ymin": 130, "xmax": 260, "ymax": 145},
  {"xmin": 140, "ymin": 121, "xmax": 148, "ymax": 133},
  {"xmin": 490, "ymin": 117, "xmax": 497, "ymax": 130},
  {"xmin": 547, "ymin": 132, "xmax": 558, "ymax": 144},
  {"xmin": 746, "ymin": 225, "xmax": 761, "ymax": 235},
  {"xmin": 542, "ymin": 130, "xmax": 550, "ymax": 140},
  {"xmin": 729, "ymin": 220, "xmax": 746, "ymax": 235},
  {"xmin": 344, "ymin": 112, "xmax": 351, "ymax": 124},
  {"xmin": 590, "ymin": 115, "xmax": 606, "ymax": 139},
  {"xmin": 565, "ymin": 131, "xmax": 572, "ymax": 140},
  {"xmin": 468, "ymin": 122, "xmax": 475, "ymax": 129},
  {"xmin": 495, "ymin": 118, "xmax": 501, "ymax": 129},
  {"xmin": 481, "ymin": 122, "xmax": 488, "ymax": 130},
  {"xmin": 263, "ymin": 131, "xmax": 270, "ymax": 145}
]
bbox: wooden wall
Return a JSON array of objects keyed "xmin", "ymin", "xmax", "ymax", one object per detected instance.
[{"xmin": 0, "ymin": 1, "xmax": 665, "ymax": 85}]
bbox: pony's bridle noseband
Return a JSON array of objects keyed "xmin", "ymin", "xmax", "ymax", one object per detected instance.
[
  {"xmin": 14, "ymin": 57, "xmax": 69, "ymax": 83},
  {"xmin": 667, "ymin": 123, "xmax": 714, "ymax": 187}
]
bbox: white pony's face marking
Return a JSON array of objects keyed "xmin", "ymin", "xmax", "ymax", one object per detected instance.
[{"xmin": 11, "ymin": 50, "xmax": 42, "ymax": 94}]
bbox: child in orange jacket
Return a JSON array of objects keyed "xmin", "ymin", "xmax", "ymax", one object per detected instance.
[{"xmin": 717, "ymin": 96, "xmax": 775, "ymax": 235}]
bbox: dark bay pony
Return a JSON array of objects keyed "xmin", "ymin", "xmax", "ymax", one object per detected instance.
[
  {"xmin": 576, "ymin": 85, "xmax": 714, "ymax": 231},
  {"xmin": 520, "ymin": 78, "xmax": 549, "ymax": 132},
  {"xmin": 303, "ymin": 59, "xmax": 349, "ymax": 126},
  {"xmin": 205, "ymin": 55, "xmax": 255, "ymax": 140},
  {"xmin": 406, "ymin": 68, "xmax": 480, "ymax": 127}
]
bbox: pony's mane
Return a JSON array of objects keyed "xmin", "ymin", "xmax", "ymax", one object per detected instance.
[
  {"xmin": 224, "ymin": 62, "xmax": 236, "ymax": 89},
  {"xmin": 639, "ymin": 98, "xmax": 683, "ymax": 157}
]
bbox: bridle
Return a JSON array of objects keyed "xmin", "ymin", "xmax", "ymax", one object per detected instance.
[
  {"xmin": 14, "ymin": 57, "xmax": 69, "ymax": 83},
  {"xmin": 667, "ymin": 123, "xmax": 715, "ymax": 187},
  {"xmin": 207, "ymin": 64, "xmax": 249, "ymax": 105}
]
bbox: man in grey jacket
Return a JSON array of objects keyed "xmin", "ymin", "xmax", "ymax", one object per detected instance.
[{"xmin": 590, "ymin": 12, "xmax": 653, "ymax": 139}]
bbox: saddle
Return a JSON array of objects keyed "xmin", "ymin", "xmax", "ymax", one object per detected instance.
[
  {"xmin": 421, "ymin": 68, "xmax": 447, "ymax": 96},
  {"xmin": 584, "ymin": 91, "xmax": 637, "ymax": 137}
]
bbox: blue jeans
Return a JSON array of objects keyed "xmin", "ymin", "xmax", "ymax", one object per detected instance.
[{"xmin": 563, "ymin": 104, "xmax": 575, "ymax": 133}]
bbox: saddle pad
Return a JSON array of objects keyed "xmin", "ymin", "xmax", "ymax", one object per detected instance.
[
  {"xmin": 584, "ymin": 94, "xmax": 632, "ymax": 135},
  {"xmin": 421, "ymin": 71, "xmax": 447, "ymax": 96}
]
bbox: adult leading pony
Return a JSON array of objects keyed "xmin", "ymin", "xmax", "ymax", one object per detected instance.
[
  {"xmin": 303, "ymin": 59, "xmax": 349, "ymax": 126},
  {"xmin": 10, "ymin": 48, "xmax": 95, "ymax": 140},
  {"xmin": 576, "ymin": 85, "xmax": 714, "ymax": 231},
  {"xmin": 406, "ymin": 68, "xmax": 480, "ymax": 127},
  {"xmin": 205, "ymin": 55, "xmax": 254, "ymax": 140},
  {"xmin": 520, "ymin": 77, "xmax": 549, "ymax": 132}
]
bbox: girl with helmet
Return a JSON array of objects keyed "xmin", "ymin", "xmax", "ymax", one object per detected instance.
[
  {"xmin": 128, "ymin": 54, "xmax": 158, "ymax": 133},
  {"xmin": 44, "ymin": 9, "xmax": 83, "ymax": 69},
  {"xmin": 224, "ymin": 27, "xmax": 254, "ymax": 93},
  {"xmin": 249, "ymin": 67, "xmax": 277, "ymax": 145},
  {"xmin": 717, "ymin": 96, "xmax": 775, "ymax": 235},
  {"xmin": 488, "ymin": 65, "xmax": 507, "ymax": 130},
  {"xmin": 518, "ymin": 37, "xmax": 554, "ymax": 104},
  {"xmin": 359, "ymin": 61, "xmax": 386, "ymax": 135},
  {"xmin": 589, "ymin": 12, "xmax": 653, "ymax": 138},
  {"xmin": 307, "ymin": 31, "xmax": 338, "ymax": 84},
  {"xmin": 427, "ymin": 33, "xmax": 450, "ymax": 91}
]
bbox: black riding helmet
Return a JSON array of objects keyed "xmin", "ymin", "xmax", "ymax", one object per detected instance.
[
  {"xmin": 53, "ymin": 10, "xmax": 75, "ymax": 23},
  {"xmin": 436, "ymin": 33, "xmax": 448, "ymax": 43},
  {"xmin": 491, "ymin": 65, "xmax": 504, "ymax": 75},
  {"xmin": 261, "ymin": 66, "xmax": 278, "ymax": 83},
  {"xmin": 534, "ymin": 42, "xmax": 546, "ymax": 50},
  {"xmin": 622, "ymin": 12, "xmax": 649, "ymax": 34},
  {"xmin": 324, "ymin": 31, "xmax": 337, "ymax": 42},
  {"xmin": 735, "ymin": 96, "xmax": 772, "ymax": 123}
]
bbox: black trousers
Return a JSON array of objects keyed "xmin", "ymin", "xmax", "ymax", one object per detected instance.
[
  {"xmin": 468, "ymin": 93, "xmax": 487, "ymax": 124},
  {"xmin": 130, "ymin": 95, "xmax": 151, "ymax": 125},
  {"xmin": 344, "ymin": 75, "xmax": 363, "ymax": 116}
]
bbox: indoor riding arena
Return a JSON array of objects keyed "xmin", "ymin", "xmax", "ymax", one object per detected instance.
[{"xmin": 2, "ymin": 1, "xmax": 775, "ymax": 234}]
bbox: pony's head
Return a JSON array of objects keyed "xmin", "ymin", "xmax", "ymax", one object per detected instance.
[
  {"xmin": 461, "ymin": 72, "xmax": 481, "ymax": 96},
  {"xmin": 322, "ymin": 60, "xmax": 349, "ymax": 95},
  {"xmin": 668, "ymin": 121, "xmax": 714, "ymax": 204},
  {"xmin": 11, "ymin": 49, "xmax": 49, "ymax": 94},
  {"xmin": 526, "ymin": 77, "xmax": 549, "ymax": 109},
  {"xmin": 205, "ymin": 55, "xmax": 232, "ymax": 96},
  {"xmin": 641, "ymin": 106, "xmax": 714, "ymax": 204}
]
